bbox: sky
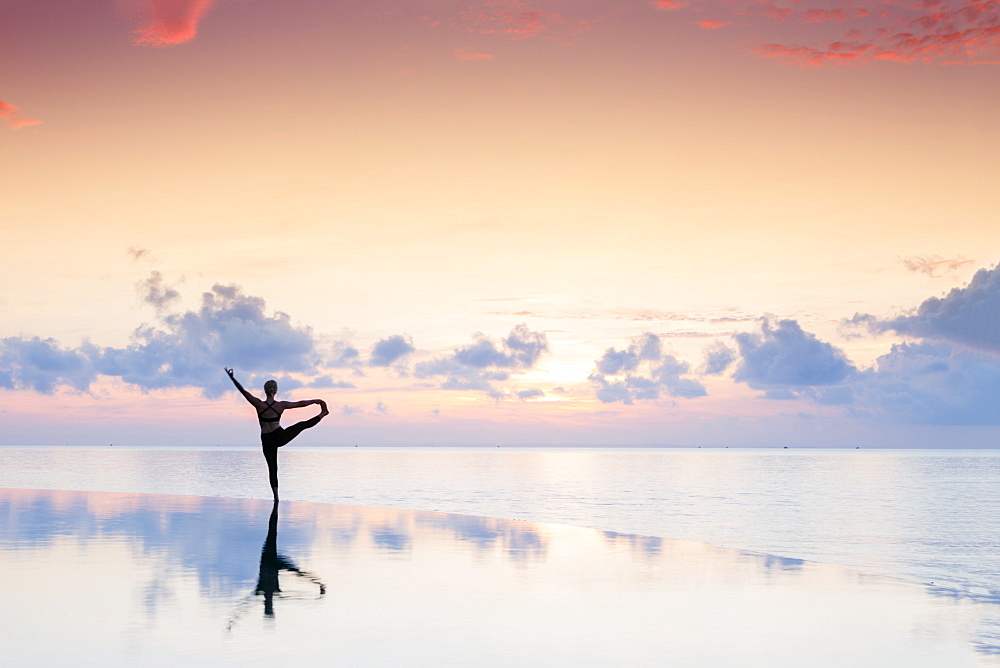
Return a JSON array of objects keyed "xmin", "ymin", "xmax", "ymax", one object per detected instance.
[{"xmin": 2, "ymin": 0, "xmax": 999, "ymax": 447}]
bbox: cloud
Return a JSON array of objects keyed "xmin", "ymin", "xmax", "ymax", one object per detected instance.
[
  {"xmin": 852, "ymin": 264, "xmax": 1000, "ymax": 354},
  {"xmin": 417, "ymin": 0, "xmax": 594, "ymax": 42},
  {"xmin": 453, "ymin": 48, "xmax": 495, "ymax": 61},
  {"xmin": 590, "ymin": 332, "xmax": 707, "ymax": 404},
  {"xmin": 369, "ymin": 335, "xmax": 415, "ymax": 367},
  {"xmin": 0, "ymin": 273, "xmax": 324, "ymax": 397},
  {"xmin": 652, "ymin": 1, "xmax": 686, "ymax": 10},
  {"xmin": 415, "ymin": 324, "xmax": 548, "ymax": 399},
  {"xmin": 308, "ymin": 375, "xmax": 356, "ymax": 389},
  {"xmin": 326, "ymin": 342, "xmax": 362, "ymax": 369},
  {"xmin": 95, "ymin": 280, "xmax": 318, "ymax": 396},
  {"xmin": 457, "ymin": 5, "xmax": 564, "ymax": 40},
  {"xmin": 712, "ymin": 320, "xmax": 1000, "ymax": 425},
  {"xmin": 650, "ymin": 0, "xmax": 1000, "ymax": 67},
  {"xmin": 696, "ymin": 20, "xmax": 731, "ymax": 30},
  {"xmin": 899, "ymin": 255, "xmax": 975, "ymax": 278},
  {"xmin": 731, "ymin": 318, "xmax": 856, "ymax": 392},
  {"xmin": 0, "ymin": 337, "xmax": 96, "ymax": 394},
  {"xmin": 125, "ymin": 0, "xmax": 217, "ymax": 47},
  {"xmin": 754, "ymin": 1, "xmax": 1000, "ymax": 66},
  {"xmin": 0, "ymin": 100, "xmax": 42, "ymax": 131},
  {"xmin": 595, "ymin": 332, "xmax": 662, "ymax": 375},
  {"xmin": 701, "ymin": 340, "xmax": 735, "ymax": 375},
  {"xmin": 802, "ymin": 9, "xmax": 848, "ymax": 24},
  {"xmin": 744, "ymin": 264, "xmax": 1000, "ymax": 424},
  {"xmin": 517, "ymin": 388, "xmax": 545, "ymax": 400},
  {"xmin": 848, "ymin": 341, "xmax": 1000, "ymax": 425},
  {"xmin": 136, "ymin": 271, "xmax": 181, "ymax": 312},
  {"xmin": 483, "ymin": 305, "xmax": 758, "ymax": 331},
  {"xmin": 127, "ymin": 246, "xmax": 153, "ymax": 262}
]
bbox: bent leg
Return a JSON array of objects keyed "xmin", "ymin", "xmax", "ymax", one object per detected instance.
[{"xmin": 277, "ymin": 414, "xmax": 323, "ymax": 445}]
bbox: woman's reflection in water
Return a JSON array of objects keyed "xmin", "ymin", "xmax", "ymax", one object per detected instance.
[{"xmin": 228, "ymin": 502, "xmax": 325, "ymax": 629}]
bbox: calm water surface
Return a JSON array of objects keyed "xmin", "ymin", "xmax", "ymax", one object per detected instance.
[
  {"xmin": 4, "ymin": 489, "xmax": 991, "ymax": 666},
  {"xmin": 3, "ymin": 446, "xmax": 1000, "ymax": 600}
]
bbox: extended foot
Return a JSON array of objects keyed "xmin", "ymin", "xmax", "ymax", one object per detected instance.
[{"xmin": 319, "ymin": 400, "xmax": 329, "ymax": 418}]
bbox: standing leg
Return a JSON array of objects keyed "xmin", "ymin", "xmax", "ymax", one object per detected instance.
[
  {"xmin": 262, "ymin": 444, "xmax": 280, "ymax": 502},
  {"xmin": 259, "ymin": 404, "xmax": 327, "ymax": 502}
]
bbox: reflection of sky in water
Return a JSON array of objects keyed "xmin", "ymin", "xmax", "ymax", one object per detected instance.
[
  {"xmin": 6, "ymin": 446, "xmax": 1000, "ymax": 602},
  {"xmin": 0, "ymin": 489, "xmax": 996, "ymax": 666}
]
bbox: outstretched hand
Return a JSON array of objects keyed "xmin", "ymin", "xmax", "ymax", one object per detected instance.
[{"xmin": 225, "ymin": 367, "xmax": 235, "ymax": 380}]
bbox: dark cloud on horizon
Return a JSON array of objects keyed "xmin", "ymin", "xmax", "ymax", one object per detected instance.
[
  {"xmin": 844, "ymin": 341, "xmax": 1000, "ymax": 425},
  {"xmin": 590, "ymin": 332, "xmax": 706, "ymax": 405},
  {"xmin": 724, "ymin": 297, "xmax": 1000, "ymax": 424}
]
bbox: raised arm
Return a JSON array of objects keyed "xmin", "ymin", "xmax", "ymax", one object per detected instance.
[{"xmin": 225, "ymin": 368, "xmax": 263, "ymax": 408}]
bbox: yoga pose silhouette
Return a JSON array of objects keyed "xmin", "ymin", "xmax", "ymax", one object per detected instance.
[{"xmin": 226, "ymin": 368, "xmax": 328, "ymax": 501}]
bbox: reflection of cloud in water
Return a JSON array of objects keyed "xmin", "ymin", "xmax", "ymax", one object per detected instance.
[
  {"xmin": 1, "ymin": 489, "xmax": 995, "ymax": 665},
  {"xmin": 0, "ymin": 491, "xmax": 313, "ymax": 598},
  {"xmin": 370, "ymin": 526, "xmax": 411, "ymax": 552},
  {"xmin": 761, "ymin": 553, "xmax": 805, "ymax": 572},
  {"xmin": 602, "ymin": 530, "xmax": 662, "ymax": 557},
  {"xmin": 416, "ymin": 513, "xmax": 548, "ymax": 562},
  {"xmin": 601, "ymin": 529, "xmax": 810, "ymax": 575}
]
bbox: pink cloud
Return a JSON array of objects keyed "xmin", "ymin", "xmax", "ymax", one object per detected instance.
[
  {"xmin": 753, "ymin": 42, "xmax": 869, "ymax": 67},
  {"xmin": 899, "ymin": 255, "xmax": 975, "ymax": 278},
  {"xmin": 0, "ymin": 100, "xmax": 43, "ymax": 131},
  {"xmin": 655, "ymin": 0, "xmax": 1000, "ymax": 66},
  {"xmin": 453, "ymin": 48, "xmax": 496, "ymax": 61},
  {"xmin": 417, "ymin": 1, "xmax": 594, "ymax": 42},
  {"xmin": 696, "ymin": 20, "xmax": 732, "ymax": 30},
  {"xmin": 126, "ymin": 0, "xmax": 216, "ymax": 47},
  {"xmin": 803, "ymin": 9, "xmax": 848, "ymax": 24},
  {"xmin": 459, "ymin": 7, "xmax": 564, "ymax": 40}
]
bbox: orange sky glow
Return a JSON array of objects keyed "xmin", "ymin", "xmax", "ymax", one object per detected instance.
[{"xmin": 2, "ymin": 0, "xmax": 999, "ymax": 446}]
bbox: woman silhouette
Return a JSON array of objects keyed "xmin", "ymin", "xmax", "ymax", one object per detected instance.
[{"xmin": 226, "ymin": 368, "xmax": 328, "ymax": 501}]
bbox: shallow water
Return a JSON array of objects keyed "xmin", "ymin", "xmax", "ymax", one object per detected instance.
[
  {"xmin": 1, "ymin": 488, "xmax": 993, "ymax": 666},
  {"xmin": 3, "ymin": 446, "xmax": 1000, "ymax": 601}
]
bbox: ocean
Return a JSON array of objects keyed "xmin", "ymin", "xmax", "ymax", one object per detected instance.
[{"xmin": 3, "ymin": 445, "xmax": 999, "ymax": 604}]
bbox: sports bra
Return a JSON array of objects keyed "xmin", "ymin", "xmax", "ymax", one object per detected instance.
[{"xmin": 258, "ymin": 400, "xmax": 281, "ymax": 423}]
